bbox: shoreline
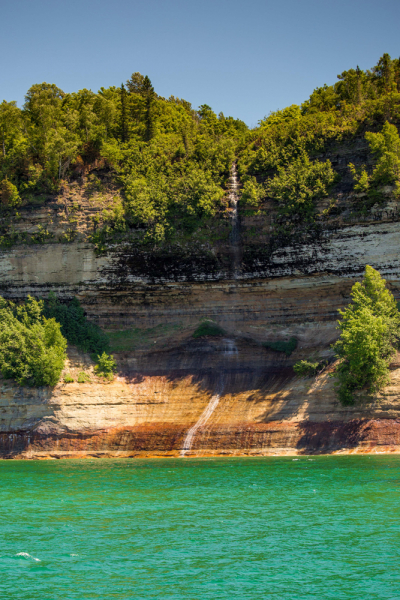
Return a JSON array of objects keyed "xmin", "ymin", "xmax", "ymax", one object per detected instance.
[{"xmin": 3, "ymin": 445, "xmax": 400, "ymax": 460}]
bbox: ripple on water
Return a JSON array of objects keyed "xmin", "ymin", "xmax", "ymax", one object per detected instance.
[{"xmin": 0, "ymin": 456, "xmax": 399, "ymax": 599}]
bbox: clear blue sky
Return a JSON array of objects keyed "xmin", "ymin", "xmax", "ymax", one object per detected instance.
[{"xmin": 2, "ymin": 0, "xmax": 399, "ymax": 126}]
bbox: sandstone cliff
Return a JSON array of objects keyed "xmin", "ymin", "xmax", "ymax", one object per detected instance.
[
  {"xmin": 2, "ymin": 345, "xmax": 400, "ymax": 458},
  {"xmin": 2, "ymin": 138, "xmax": 400, "ymax": 458}
]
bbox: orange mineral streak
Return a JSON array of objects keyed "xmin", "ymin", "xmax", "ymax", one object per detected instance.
[{"xmin": 2, "ymin": 351, "xmax": 400, "ymax": 458}]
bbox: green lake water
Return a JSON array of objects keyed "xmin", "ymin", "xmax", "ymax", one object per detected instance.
[{"xmin": 1, "ymin": 456, "xmax": 400, "ymax": 599}]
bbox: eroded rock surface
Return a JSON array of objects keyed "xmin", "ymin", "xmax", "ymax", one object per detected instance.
[
  {"xmin": 2, "ymin": 343, "xmax": 400, "ymax": 458},
  {"xmin": 2, "ymin": 164, "xmax": 400, "ymax": 457}
]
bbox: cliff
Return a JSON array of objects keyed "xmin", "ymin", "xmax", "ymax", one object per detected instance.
[
  {"xmin": 2, "ymin": 137, "xmax": 400, "ymax": 458},
  {"xmin": 2, "ymin": 345, "xmax": 400, "ymax": 458}
]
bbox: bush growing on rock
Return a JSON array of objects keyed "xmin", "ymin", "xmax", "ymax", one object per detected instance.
[
  {"xmin": 0, "ymin": 179, "xmax": 21, "ymax": 207},
  {"xmin": 294, "ymin": 359, "xmax": 326, "ymax": 376},
  {"xmin": 0, "ymin": 295, "xmax": 67, "ymax": 386},
  {"xmin": 350, "ymin": 121, "xmax": 400, "ymax": 198},
  {"xmin": 44, "ymin": 294, "xmax": 109, "ymax": 356},
  {"xmin": 77, "ymin": 371, "xmax": 91, "ymax": 384},
  {"xmin": 94, "ymin": 352, "xmax": 117, "ymax": 380},
  {"xmin": 333, "ymin": 265, "xmax": 400, "ymax": 405},
  {"xmin": 263, "ymin": 337, "xmax": 297, "ymax": 356},
  {"xmin": 193, "ymin": 321, "xmax": 225, "ymax": 338}
]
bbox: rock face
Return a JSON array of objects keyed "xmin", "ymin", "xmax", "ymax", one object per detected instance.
[
  {"xmin": 2, "ymin": 342, "xmax": 400, "ymax": 459},
  {"xmin": 1, "ymin": 144, "xmax": 400, "ymax": 457}
]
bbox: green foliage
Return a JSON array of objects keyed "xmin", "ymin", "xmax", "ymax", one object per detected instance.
[
  {"xmin": 1, "ymin": 54, "xmax": 400, "ymax": 249},
  {"xmin": 263, "ymin": 337, "xmax": 298, "ymax": 356},
  {"xmin": 259, "ymin": 105, "xmax": 302, "ymax": 129},
  {"xmin": 366, "ymin": 121, "xmax": 400, "ymax": 188},
  {"xmin": 239, "ymin": 54, "xmax": 400, "ymax": 226},
  {"xmin": 349, "ymin": 164, "xmax": 370, "ymax": 193},
  {"xmin": 0, "ymin": 295, "xmax": 67, "ymax": 386},
  {"xmin": 240, "ymin": 177, "xmax": 264, "ymax": 210},
  {"xmin": 268, "ymin": 153, "xmax": 336, "ymax": 218},
  {"xmin": 349, "ymin": 122, "xmax": 400, "ymax": 206},
  {"xmin": 63, "ymin": 373, "xmax": 74, "ymax": 383},
  {"xmin": 0, "ymin": 178, "xmax": 21, "ymax": 207},
  {"xmin": 77, "ymin": 371, "xmax": 91, "ymax": 384},
  {"xmin": 192, "ymin": 321, "xmax": 226, "ymax": 338},
  {"xmin": 43, "ymin": 293, "xmax": 109, "ymax": 355},
  {"xmin": 94, "ymin": 352, "xmax": 117, "ymax": 380},
  {"xmin": 0, "ymin": 70, "xmax": 248, "ymax": 246},
  {"xmin": 294, "ymin": 359, "xmax": 326, "ymax": 376},
  {"xmin": 333, "ymin": 266, "xmax": 400, "ymax": 405}
]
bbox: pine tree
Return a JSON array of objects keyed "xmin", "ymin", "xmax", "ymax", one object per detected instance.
[
  {"xmin": 126, "ymin": 72, "xmax": 145, "ymax": 95},
  {"xmin": 142, "ymin": 76, "xmax": 155, "ymax": 142},
  {"xmin": 333, "ymin": 266, "xmax": 400, "ymax": 404}
]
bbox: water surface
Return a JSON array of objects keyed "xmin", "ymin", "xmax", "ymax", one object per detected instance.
[{"xmin": 1, "ymin": 456, "xmax": 399, "ymax": 599}]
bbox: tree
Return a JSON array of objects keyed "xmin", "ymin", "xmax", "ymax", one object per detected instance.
[
  {"xmin": 336, "ymin": 67, "xmax": 366, "ymax": 104},
  {"xmin": 142, "ymin": 76, "xmax": 155, "ymax": 141},
  {"xmin": 365, "ymin": 121, "xmax": 400, "ymax": 186},
  {"xmin": 126, "ymin": 72, "xmax": 145, "ymax": 95},
  {"xmin": 23, "ymin": 83, "xmax": 82, "ymax": 183},
  {"xmin": 43, "ymin": 294, "xmax": 109, "ymax": 356},
  {"xmin": 350, "ymin": 122, "xmax": 400, "ymax": 196},
  {"xmin": 0, "ymin": 178, "xmax": 21, "ymax": 207},
  {"xmin": 333, "ymin": 266, "xmax": 400, "ymax": 404},
  {"xmin": 240, "ymin": 177, "xmax": 264, "ymax": 209},
  {"xmin": 0, "ymin": 296, "xmax": 67, "ymax": 386},
  {"xmin": 268, "ymin": 152, "xmax": 336, "ymax": 218},
  {"xmin": 94, "ymin": 352, "xmax": 117, "ymax": 380},
  {"xmin": 24, "ymin": 82, "xmax": 65, "ymax": 132},
  {"xmin": 0, "ymin": 101, "xmax": 22, "ymax": 158},
  {"xmin": 373, "ymin": 53, "xmax": 396, "ymax": 94}
]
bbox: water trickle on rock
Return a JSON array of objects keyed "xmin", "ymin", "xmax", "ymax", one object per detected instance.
[
  {"xmin": 228, "ymin": 162, "xmax": 241, "ymax": 279},
  {"xmin": 222, "ymin": 338, "xmax": 238, "ymax": 357},
  {"xmin": 181, "ymin": 340, "xmax": 238, "ymax": 456}
]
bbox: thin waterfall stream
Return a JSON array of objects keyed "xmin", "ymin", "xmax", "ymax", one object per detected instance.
[
  {"xmin": 181, "ymin": 340, "xmax": 238, "ymax": 456},
  {"xmin": 228, "ymin": 162, "xmax": 241, "ymax": 279}
]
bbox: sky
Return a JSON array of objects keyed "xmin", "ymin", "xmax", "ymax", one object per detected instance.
[{"xmin": 1, "ymin": 0, "xmax": 400, "ymax": 127}]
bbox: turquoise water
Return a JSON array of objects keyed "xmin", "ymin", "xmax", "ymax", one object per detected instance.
[{"xmin": 1, "ymin": 457, "xmax": 400, "ymax": 599}]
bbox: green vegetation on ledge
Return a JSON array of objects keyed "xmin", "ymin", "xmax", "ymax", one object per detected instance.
[
  {"xmin": 0, "ymin": 296, "xmax": 67, "ymax": 386},
  {"xmin": 43, "ymin": 294, "xmax": 109, "ymax": 356},
  {"xmin": 263, "ymin": 337, "xmax": 298, "ymax": 356},
  {"xmin": 193, "ymin": 321, "xmax": 226, "ymax": 338},
  {"xmin": 333, "ymin": 265, "xmax": 400, "ymax": 405}
]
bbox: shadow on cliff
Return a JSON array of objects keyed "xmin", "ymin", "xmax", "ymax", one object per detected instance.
[
  {"xmin": 121, "ymin": 335, "xmax": 298, "ymax": 396},
  {"xmin": 295, "ymin": 420, "xmax": 368, "ymax": 454},
  {"xmin": 239, "ymin": 365, "xmax": 328, "ymax": 424}
]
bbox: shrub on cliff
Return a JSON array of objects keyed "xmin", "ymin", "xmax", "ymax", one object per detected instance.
[
  {"xmin": 193, "ymin": 321, "xmax": 225, "ymax": 338},
  {"xmin": 350, "ymin": 121, "xmax": 400, "ymax": 197},
  {"xmin": 0, "ymin": 179, "xmax": 21, "ymax": 207},
  {"xmin": 333, "ymin": 265, "xmax": 400, "ymax": 405},
  {"xmin": 43, "ymin": 294, "xmax": 109, "ymax": 356},
  {"xmin": 0, "ymin": 295, "xmax": 67, "ymax": 386},
  {"xmin": 294, "ymin": 359, "xmax": 327, "ymax": 376},
  {"xmin": 268, "ymin": 153, "xmax": 336, "ymax": 219},
  {"xmin": 263, "ymin": 337, "xmax": 298, "ymax": 356},
  {"xmin": 94, "ymin": 352, "xmax": 117, "ymax": 380}
]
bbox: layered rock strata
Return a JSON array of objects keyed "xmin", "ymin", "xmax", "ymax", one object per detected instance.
[
  {"xmin": 1, "ymin": 146, "xmax": 400, "ymax": 457},
  {"xmin": 2, "ymin": 344, "xmax": 400, "ymax": 459}
]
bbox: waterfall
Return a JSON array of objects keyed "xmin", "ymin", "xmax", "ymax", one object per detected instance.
[
  {"xmin": 228, "ymin": 162, "xmax": 241, "ymax": 278},
  {"xmin": 181, "ymin": 340, "xmax": 238, "ymax": 456},
  {"xmin": 181, "ymin": 373, "xmax": 225, "ymax": 457},
  {"xmin": 223, "ymin": 338, "xmax": 238, "ymax": 357}
]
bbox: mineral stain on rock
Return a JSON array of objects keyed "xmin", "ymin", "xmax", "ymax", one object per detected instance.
[{"xmin": 2, "ymin": 147, "xmax": 400, "ymax": 457}]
